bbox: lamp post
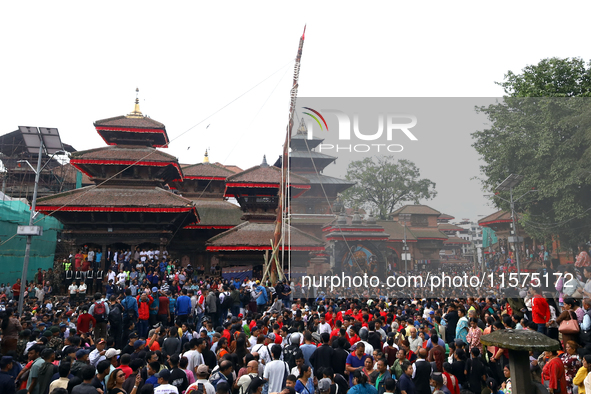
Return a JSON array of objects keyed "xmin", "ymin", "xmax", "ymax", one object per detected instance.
[
  {"xmin": 15, "ymin": 126, "xmax": 63, "ymax": 315},
  {"xmin": 486, "ymin": 174, "xmax": 538, "ymax": 277}
]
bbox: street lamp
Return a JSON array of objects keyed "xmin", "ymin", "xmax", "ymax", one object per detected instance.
[
  {"xmin": 485, "ymin": 174, "xmax": 538, "ymax": 277},
  {"xmin": 15, "ymin": 126, "xmax": 64, "ymax": 315}
]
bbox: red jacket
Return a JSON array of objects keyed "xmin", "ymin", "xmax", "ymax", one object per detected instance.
[
  {"xmin": 532, "ymin": 294, "xmax": 550, "ymax": 324},
  {"xmin": 136, "ymin": 295, "xmax": 154, "ymax": 320},
  {"xmin": 77, "ymin": 313, "xmax": 96, "ymax": 334}
]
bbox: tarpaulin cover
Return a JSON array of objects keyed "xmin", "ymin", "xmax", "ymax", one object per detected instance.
[
  {"xmin": 222, "ymin": 266, "xmax": 253, "ymax": 282},
  {"xmin": 0, "ymin": 199, "xmax": 63, "ymax": 284}
]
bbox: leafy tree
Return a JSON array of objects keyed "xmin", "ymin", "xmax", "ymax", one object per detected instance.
[
  {"xmin": 473, "ymin": 57, "xmax": 591, "ymax": 249},
  {"xmin": 341, "ymin": 157, "xmax": 436, "ymax": 219}
]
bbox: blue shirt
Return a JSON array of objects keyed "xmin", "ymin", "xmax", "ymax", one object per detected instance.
[
  {"xmin": 346, "ymin": 353, "xmax": 369, "ymax": 386},
  {"xmin": 398, "ymin": 374, "xmax": 415, "ymax": 394},
  {"xmin": 176, "ymin": 295, "xmax": 191, "ymax": 316},
  {"xmin": 121, "ymin": 295, "xmax": 138, "ymax": 318},
  {"xmin": 295, "ymin": 378, "xmax": 315, "ymax": 394},
  {"xmin": 256, "ymin": 286, "xmax": 267, "ymax": 305},
  {"xmin": 150, "ymin": 296, "xmax": 159, "ymax": 315},
  {"xmin": 300, "ymin": 344, "xmax": 317, "ymax": 368}
]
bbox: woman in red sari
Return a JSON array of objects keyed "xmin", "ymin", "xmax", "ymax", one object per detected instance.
[{"xmin": 542, "ymin": 350, "xmax": 567, "ymax": 394}]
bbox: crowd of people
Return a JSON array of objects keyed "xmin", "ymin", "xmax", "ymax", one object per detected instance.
[{"xmin": 1, "ymin": 245, "xmax": 591, "ymax": 394}]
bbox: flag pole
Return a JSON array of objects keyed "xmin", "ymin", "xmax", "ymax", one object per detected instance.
[{"xmin": 264, "ymin": 25, "xmax": 306, "ymax": 285}]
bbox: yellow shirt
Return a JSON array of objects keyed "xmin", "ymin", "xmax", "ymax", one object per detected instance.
[{"xmin": 573, "ymin": 366, "xmax": 588, "ymax": 394}]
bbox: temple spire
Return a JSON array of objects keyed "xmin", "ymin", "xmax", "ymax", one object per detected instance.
[
  {"xmin": 261, "ymin": 155, "xmax": 268, "ymax": 167},
  {"xmin": 127, "ymin": 87, "xmax": 143, "ymax": 118},
  {"xmin": 203, "ymin": 149, "xmax": 209, "ymax": 163},
  {"xmin": 296, "ymin": 117, "xmax": 308, "ymax": 135}
]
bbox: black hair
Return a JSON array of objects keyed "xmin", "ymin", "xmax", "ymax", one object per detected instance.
[{"xmin": 352, "ymin": 370, "xmax": 368, "ymax": 385}]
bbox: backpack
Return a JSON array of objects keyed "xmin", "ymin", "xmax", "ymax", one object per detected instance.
[
  {"xmin": 283, "ymin": 344, "xmax": 299, "ymax": 370},
  {"xmin": 109, "ymin": 304, "xmax": 122, "ymax": 325},
  {"xmin": 93, "ymin": 301, "xmax": 107, "ymax": 322},
  {"xmin": 221, "ymin": 292, "xmax": 232, "ymax": 309},
  {"xmin": 215, "ymin": 291, "xmax": 221, "ymax": 311}
]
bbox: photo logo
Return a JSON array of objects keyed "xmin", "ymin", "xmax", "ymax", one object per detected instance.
[
  {"xmin": 301, "ymin": 109, "xmax": 418, "ymax": 153},
  {"xmin": 302, "ymin": 107, "xmax": 329, "ymax": 132}
]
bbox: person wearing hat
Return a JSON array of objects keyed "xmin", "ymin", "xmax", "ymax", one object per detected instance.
[
  {"xmin": 317, "ymin": 378, "xmax": 331, "ymax": 394},
  {"xmin": 71, "ymin": 349, "xmax": 90, "ymax": 378},
  {"xmin": 0, "ymin": 356, "xmax": 15, "ymax": 394},
  {"xmin": 104, "ymin": 348, "xmax": 121, "ymax": 386},
  {"xmin": 154, "ymin": 369, "xmax": 178, "ymax": 394},
  {"xmin": 90, "ymin": 338, "xmax": 107, "ymax": 367},
  {"xmin": 186, "ymin": 365, "xmax": 215, "ymax": 394},
  {"xmin": 46, "ymin": 326, "xmax": 63, "ymax": 351}
]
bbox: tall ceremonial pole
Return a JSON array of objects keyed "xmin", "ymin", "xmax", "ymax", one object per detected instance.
[{"xmin": 265, "ymin": 26, "xmax": 306, "ymax": 285}]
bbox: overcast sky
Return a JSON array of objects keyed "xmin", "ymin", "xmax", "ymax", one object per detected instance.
[{"xmin": 2, "ymin": 1, "xmax": 591, "ymax": 221}]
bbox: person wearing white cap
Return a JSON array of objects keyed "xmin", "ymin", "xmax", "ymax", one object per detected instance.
[{"xmin": 186, "ymin": 365, "xmax": 215, "ymax": 394}]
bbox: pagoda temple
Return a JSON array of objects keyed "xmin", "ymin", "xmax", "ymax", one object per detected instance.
[
  {"xmin": 388, "ymin": 205, "xmax": 448, "ymax": 270},
  {"xmin": 206, "ymin": 156, "xmax": 325, "ymax": 274},
  {"xmin": 274, "ymin": 120, "xmax": 354, "ymax": 239},
  {"xmin": 35, "ymin": 92, "xmax": 199, "ymax": 262},
  {"xmin": 167, "ymin": 151, "xmax": 243, "ymax": 267},
  {"xmin": 323, "ymin": 210, "xmax": 390, "ymax": 275}
]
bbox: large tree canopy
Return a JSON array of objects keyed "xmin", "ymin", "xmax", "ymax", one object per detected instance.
[
  {"xmin": 473, "ymin": 57, "xmax": 591, "ymax": 248},
  {"xmin": 341, "ymin": 157, "xmax": 436, "ymax": 219}
]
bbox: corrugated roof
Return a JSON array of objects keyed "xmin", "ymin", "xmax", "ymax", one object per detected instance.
[
  {"xmin": 288, "ymin": 151, "xmax": 337, "ymax": 160},
  {"xmin": 407, "ymin": 227, "xmax": 448, "ymax": 240},
  {"xmin": 377, "ymin": 220, "xmax": 418, "ymax": 241},
  {"xmin": 206, "ymin": 221, "xmax": 324, "ymax": 248},
  {"xmin": 227, "ymin": 164, "xmax": 309, "ymax": 185},
  {"xmin": 190, "ymin": 200, "xmax": 242, "ymax": 226},
  {"xmin": 71, "ymin": 146, "xmax": 178, "ymax": 162},
  {"xmin": 94, "ymin": 115, "xmax": 165, "ymax": 129},
  {"xmin": 478, "ymin": 210, "xmax": 515, "ymax": 226},
  {"xmin": 301, "ymin": 173, "xmax": 356, "ymax": 186},
  {"xmin": 438, "ymin": 223, "xmax": 465, "ymax": 232},
  {"xmin": 36, "ymin": 186, "xmax": 195, "ymax": 209},
  {"xmin": 183, "ymin": 163, "xmax": 235, "ymax": 178},
  {"xmin": 390, "ymin": 205, "xmax": 441, "ymax": 216}
]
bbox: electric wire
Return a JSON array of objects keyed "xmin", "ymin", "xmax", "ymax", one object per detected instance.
[{"xmin": 0, "ymin": 58, "xmax": 295, "ymax": 248}]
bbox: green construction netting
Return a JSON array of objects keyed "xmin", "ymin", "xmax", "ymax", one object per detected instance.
[
  {"xmin": 0, "ymin": 199, "xmax": 63, "ymax": 285},
  {"xmin": 482, "ymin": 226, "xmax": 498, "ymax": 248}
]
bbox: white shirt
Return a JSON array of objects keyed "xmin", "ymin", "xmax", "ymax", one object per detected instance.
[
  {"xmin": 318, "ymin": 322, "xmax": 331, "ymax": 335},
  {"xmin": 69, "ymin": 284, "xmax": 77, "ymax": 295},
  {"xmin": 183, "ymin": 349, "xmax": 204, "ymax": 373},
  {"xmin": 154, "ymin": 383, "xmax": 179, "ymax": 394},
  {"xmin": 249, "ymin": 336, "xmax": 258, "ymax": 350},
  {"xmin": 117, "ymin": 272, "xmax": 127, "ymax": 285},
  {"xmin": 585, "ymin": 370, "xmax": 591, "ymax": 394},
  {"xmin": 89, "ymin": 348, "xmax": 106, "ymax": 367},
  {"xmin": 188, "ymin": 380, "xmax": 215, "ymax": 394},
  {"xmin": 252, "ymin": 343, "xmax": 272, "ymax": 365},
  {"xmin": 78, "ymin": 283, "xmax": 87, "ymax": 293},
  {"xmin": 263, "ymin": 360, "xmax": 290, "ymax": 393},
  {"xmin": 107, "ymin": 271, "xmax": 116, "ymax": 283}
]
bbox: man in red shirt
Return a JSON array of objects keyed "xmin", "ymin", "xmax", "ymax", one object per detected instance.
[
  {"xmin": 157, "ymin": 292, "xmax": 170, "ymax": 326},
  {"xmin": 77, "ymin": 309, "xmax": 96, "ymax": 334},
  {"xmin": 530, "ymin": 287, "xmax": 550, "ymax": 335},
  {"xmin": 11, "ymin": 279, "xmax": 21, "ymax": 299}
]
